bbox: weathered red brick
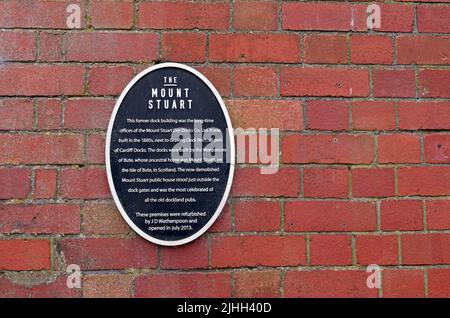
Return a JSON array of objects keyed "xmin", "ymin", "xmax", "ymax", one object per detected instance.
[
  {"xmin": 0, "ymin": 31, "xmax": 36, "ymax": 61},
  {"xmin": 428, "ymin": 269, "xmax": 450, "ymax": 297},
  {"xmin": 210, "ymin": 34, "xmax": 301, "ymax": 63},
  {"xmin": 0, "ymin": 134, "xmax": 83, "ymax": 164},
  {"xmin": 350, "ymin": 35, "xmax": 393, "ymax": 64},
  {"xmin": 137, "ymin": 2, "xmax": 230, "ymax": 30},
  {"xmin": 234, "ymin": 271, "xmax": 280, "ymax": 298},
  {"xmin": 382, "ymin": 270, "xmax": 425, "ymax": 298},
  {"xmin": 233, "ymin": 1, "xmax": 278, "ymax": 31},
  {"xmin": 0, "ymin": 99, "xmax": 34, "ymax": 130},
  {"xmin": 34, "ymin": 169, "xmax": 57, "ymax": 199},
  {"xmin": 402, "ymin": 234, "xmax": 450, "ymax": 265},
  {"xmin": 427, "ymin": 200, "xmax": 450, "ymax": 230},
  {"xmin": 397, "ymin": 36, "xmax": 450, "ymax": 65},
  {"xmin": 61, "ymin": 238, "xmax": 157, "ymax": 270},
  {"xmin": 227, "ymin": 99, "xmax": 303, "ymax": 130},
  {"xmin": 352, "ymin": 168, "xmax": 395, "ymax": 198},
  {"xmin": 64, "ymin": 98, "xmax": 114, "ymax": 129},
  {"xmin": 285, "ymin": 270, "xmax": 377, "ymax": 297},
  {"xmin": 420, "ymin": 69, "xmax": 450, "ymax": 98},
  {"xmin": 378, "ymin": 134, "xmax": 421, "ymax": 163},
  {"xmin": 303, "ymin": 168, "xmax": 349, "ymax": 198},
  {"xmin": 357, "ymin": 235, "xmax": 398, "ymax": 265},
  {"xmin": 398, "ymin": 167, "xmax": 450, "ymax": 196},
  {"xmin": 381, "ymin": 200, "xmax": 423, "ymax": 231},
  {"xmin": 38, "ymin": 32, "xmax": 62, "ymax": 61},
  {"xmin": 82, "ymin": 202, "xmax": 129, "ymax": 235},
  {"xmin": 0, "ymin": 240, "xmax": 51, "ymax": 270},
  {"xmin": 162, "ymin": 32, "xmax": 206, "ymax": 63},
  {"xmin": 310, "ymin": 235, "xmax": 352, "ymax": 266},
  {"xmin": 90, "ymin": 0, "xmax": 133, "ymax": 29},
  {"xmin": 352, "ymin": 101, "xmax": 396, "ymax": 131},
  {"xmin": 282, "ymin": 134, "xmax": 374, "ymax": 164},
  {"xmin": 417, "ymin": 6, "xmax": 450, "ymax": 33},
  {"xmin": 211, "ymin": 235, "xmax": 306, "ymax": 268},
  {"xmin": 60, "ymin": 168, "xmax": 110, "ymax": 199},
  {"xmin": 86, "ymin": 134, "xmax": 105, "ymax": 164},
  {"xmin": 398, "ymin": 101, "xmax": 450, "ymax": 130},
  {"xmin": 136, "ymin": 273, "xmax": 231, "ymax": 298},
  {"xmin": 37, "ymin": 99, "xmax": 61, "ymax": 129},
  {"xmin": 89, "ymin": 66, "xmax": 134, "ymax": 96},
  {"xmin": 281, "ymin": 68, "xmax": 369, "ymax": 97},
  {"xmin": 83, "ymin": 274, "xmax": 133, "ymax": 298},
  {"xmin": 373, "ymin": 69, "xmax": 416, "ymax": 98},
  {"xmin": 65, "ymin": 32, "xmax": 158, "ymax": 62},
  {"xmin": 285, "ymin": 201, "xmax": 377, "ymax": 232},
  {"xmin": 424, "ymin": 134, "xmax": 450, "ymax": 163},
  {"xmin": 234, "ymin": 200, "xmax": 280, "ymax": 232},
  {"xmin": 160, "ymin": 237, "xmax": 208, "ymax": 270},
  {"xmin": 306, "ymin": 100, "xmax": 349, "ymax": 131},
  {"xmin": 0, "ymin": 168, "xmax": 30, "ymax": 199},
  {"xmin": 0, "ymin": 65, "xmax": 85, "ymax": 96},
  {"xmin": 233, "ymin": 67, "xmax": 277, "ymax": 97},
  {"xmin": 304, "ymin": 35, "xmax": 347, "ymax": 64},
  {"xmin": 196, "ymin": 66, "xmax": 232, "ymax": 97}
]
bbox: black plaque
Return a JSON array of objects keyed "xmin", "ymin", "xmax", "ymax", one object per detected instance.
[{"xmin": 106, "ymin": 63, "xmax": 235, "ymax": 246}]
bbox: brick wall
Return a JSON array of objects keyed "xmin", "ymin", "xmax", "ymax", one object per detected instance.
[{"xmin": 0, "ymin": 0, "xmax": 449, "ymax": 298}]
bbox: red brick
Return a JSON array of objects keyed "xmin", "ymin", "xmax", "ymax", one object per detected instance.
[
  {"xmin": 398, "ymin": 101, "xmax": 450, "ymax": 130},
  {"xmin": 397, "ymin": 36, "xmax": 450, "ymax": 65},
  {"xmin": 162, "ymin": 32, "xmax": 206, "ymax": 63},
  {"xmin": 39, "ymin": 32, "xmax": 62, "ymax": 61},
  {"xmin": 402, "ymin": 234, "xmax": 450, "ymax": 265},
  {"xmin": 32, "ymin": 276, "xmax": 81, "ymax": 298},
  {"xmin": 233, "ymin": 1, "xmax": 278, "ymax": 31},
  {"xmin": 86, "ymin": 134, "xmax": 105, "ymax": 164},
  {"xmin": 424, "ymin": 134, "xmax": 450, "ymax": 163},
  {"xmin": 0, "ymin": 99, "xmax": 34, "ymax": 130},
  {"xmin": 210, "ymin": 34, "xmax": 300, "ymax": 63},
  {"xmin": 0, "ymin": 0, "xmax": 85, "ymax": 28},
  {"xmin": 285, "ymin": 201, "xmax": 376, "ymax": 232},
  {"xmin": 304, "ymin": 35, "xmax": 347, "ymax": 64},
  {"xmin": 160, "ymin": 237, "xmax": 208, "ymax": 270},
  {"xmin": 310, "ymin": 235, "xmax": 352, "ymax": 266},
  {"xmin": 234, "ymin": 200, "xmax": 280, "ymax": 232},
  {"xmin": 65, "ymin": 32, "xmax": 158, "ymax": 62},
  {"xmin": 82, "ymin": 202, "xmax": 129, "ymax": 235},
  {"xmin": 61, "ymin": 238, "xmax": 157, "ymax": 270},
  {"xmin": 376, "ymin": 4, "xmax": 414, "ymax": 33},
  {"xmin": 37, "ymin": 99, "xmax": 61, "ymax": 129},
  {"xmin": 0, "ymin": 168, "xmax": 30, "ymax": 199},
  {"xmin": 83, "ymin": 275, "xmax": 133, "ymax": 298},
  {"xmin": 352, "ymin": 101, "xmax": 396, "ymax": 131},
  {"xmin": 0, "ymin": 240, "xmax": 50, "ymax": 270},
  {"xmin": 373, "ymin": 69, "xmax": 416, "ymax": 98},
  {"xmin": 89, "ymin": 66, "xmax": 134, "ymax": 96},
  {"xmin": 227, "ymin": 99, "xmax": 303, "ymax": 130},
  {"xmin": 234, "ymin": 271, "xmax": 280, "ymax": 298},
  {"xmin": 90, "ymin": 0, "xmax": 133, "ymax": 29},
  {"xmin": 420, "ymin": 69, "xmax": 450, "ymax": 98},
  {"xmin": 382, "ymin": 270, "xmax": 425, "ymax": 298},
  {"xmin": 64, "ymin": 98, "xmax": 114, "ymax": 129},
  {"xmin": 211, "ymin": 235, "xmax": 306, "ymax": 268},
  {"xmin": 231, "ymin": 167, "xmax": 300, "ymax": 197},
  {"xmin": 398, "ymin": 167, "xmax": 450, "ymax": 196},
  {"xmin": 209, "ymin": 204, "xmax": 232, "ymax": 233},
  {"xmin": 306, "ymin": 100, "xmax": 349, "ymax": 131},
  {"xmin": 61, "ymin": 168, "xmax": 110, "ymax": 199},
  {"xmin": 137, "ymin": 2, "xmax": 229, "ymax": 30},
  {"xmin": 428, "ymin": 269, "xmax": 450, "ymax": 297},
  {"xmin": 350, "ymin": 35, "xmax": 393, "ymax": 64},
  {"xmin": 34, "ymin": 169, "xmax": 57, "ymax": 199},
  {"xmin": 427, "ymin": 200, "xmax": 450, "ymax": 230},
  {"xmin": 303, "ymin": 168, "xmax": 349, "ymax": 199},
  {"xmin": 357, "ymin": 235, "xmax": 398, "ymax": 265},
  {"xmin": 281, "ymin": 67, "xmax": 369, "ymax": 97},
  {"xmin": 0, "ymin": 65, "xmax": 85, "ymax": 96},
  {"xmin": 285, "ymin": 270, "xmax": 377, "ymax": 297},
  {"xmin": 0, "ymin": 278, "xmax": 29, "ymax": 298},
  {"xmin": 378, "ymin": 134, "xmax": 421, "ymax": 163},
  {"xmin": 0, "ymin": 204, "xmax": 80, "ymax": 235},
  {"xmin": 282, "ymin": 134, "xmax": 374, "ymax": 164},
  {"xmin": 352, "ymin": 168, "xmax": 395, "ymax": 198},
  {"xmin": 136, "ymin": 273, "xmax": 231, "ymax": 298},
  {"xmin": 0, "ymin": 134, "xmax": 83, "ymax": 164},
  {"xmin": 233, "ymin": 67, "xmax": 277, "ymax": 97},
  {"xmin": 417, "ymin": 6, "xmax": 450, "ymax": 33},
  {"xmin": 282, "ymin": 3, "xmax": 362, "ymax": 31},
  {"xmin": 0, "ymin": 31, "xmax": 36, "ymax": 61},
  {"xmin": 196, "ymin": 67, "xmax": 231, "ymax": 97},
  {"xmin": 381, "ymin": 200, "xmax": 424, "ymax": 231}
]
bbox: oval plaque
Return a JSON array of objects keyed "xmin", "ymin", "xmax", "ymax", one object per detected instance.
[{"xmin": 106, "ymin": 63, "xmax": 235, "ymax": 246}]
